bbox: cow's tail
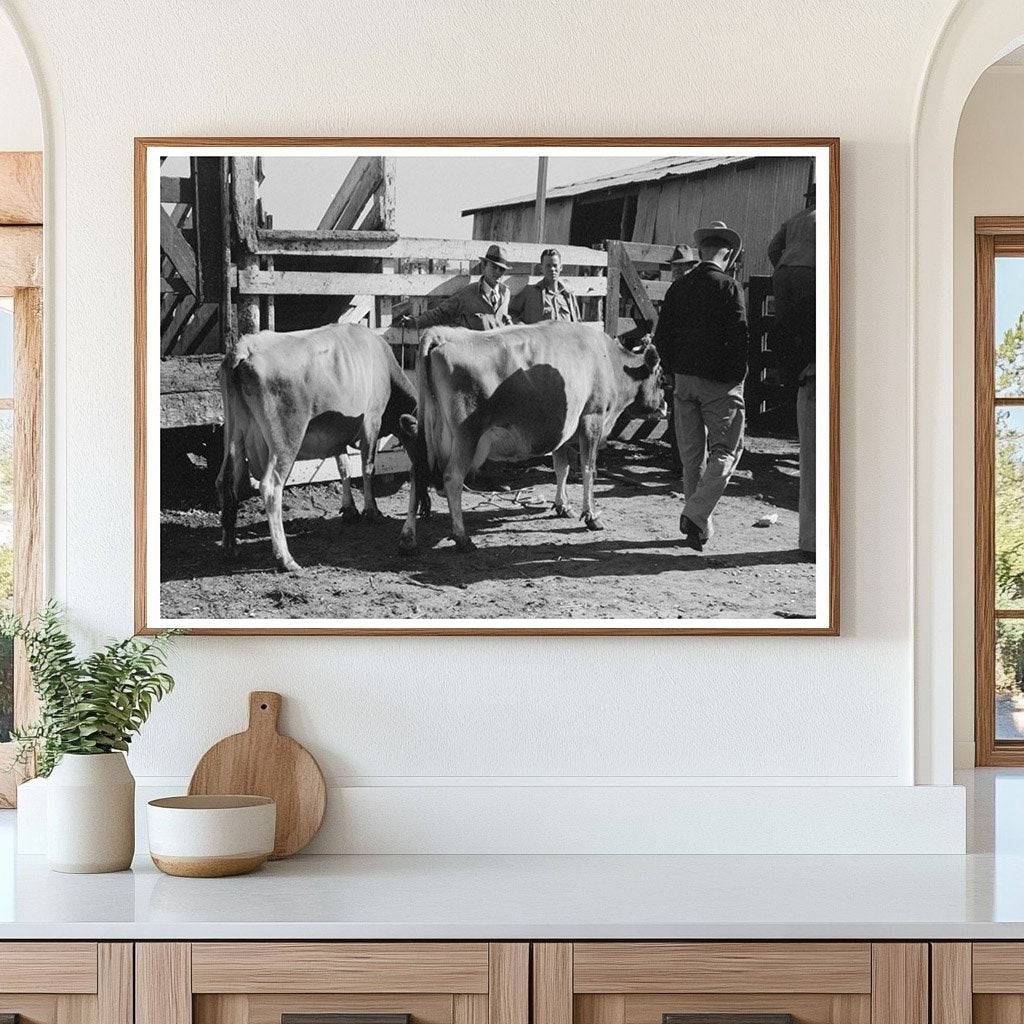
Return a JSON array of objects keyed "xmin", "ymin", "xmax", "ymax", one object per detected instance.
[{"xmin": 417, "ymin": 332, "xmax": 447, "ymax": 494}]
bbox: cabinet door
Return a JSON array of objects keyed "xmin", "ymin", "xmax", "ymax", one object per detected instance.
[
  {"xmin": 0, "ymin": 942, "xmax": 132, "ymax": 1024},
  {"xmin": 137, "ymin": 943, "xmax": 528, "ymax": 1024},
  {"xmin": 533, "ymin": 943, "xmax": 927, "ymax": 1024},
  {"xmin": 936, "ymin": 943, "xmax": 1024, "ymax": 1024}
]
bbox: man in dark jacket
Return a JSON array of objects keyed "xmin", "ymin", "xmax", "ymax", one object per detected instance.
[
  {"xmin": 402, "ymin": 244, "xmax": 513, "ymax": 331},
  {"xmin": 653, "ymin": 221, "xmax": 748, "ymax": 551}
]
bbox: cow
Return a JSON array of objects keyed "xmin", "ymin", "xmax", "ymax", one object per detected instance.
[
  {"xmin": 399, "ymin": 321, "xmax": 666, "ymax": 554},
  {"xmin": 216, "ymin": 323, "xmax": 429, "ymax": 573}
]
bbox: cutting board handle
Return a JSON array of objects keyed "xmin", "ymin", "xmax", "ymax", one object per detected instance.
[{"xmin": 248, "ymin": 691, "xmax": 282, "ymax": 734}]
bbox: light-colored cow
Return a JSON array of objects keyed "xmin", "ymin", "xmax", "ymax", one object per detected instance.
[
  {"xmin": 400, "ymin": 321, "xmax": 665, "ymax": 553},
  {"xmin": 217, "ymin": 323, "xmax": 427, "ymax": 572}
]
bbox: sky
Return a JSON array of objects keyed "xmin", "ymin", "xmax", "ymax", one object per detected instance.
[
  {"xmin": 253, "ymin": 155, "xmax": 643, "ymax": 237},
  {"xmin": 996, "ymin": 256, "xmax": 1024, "ymax": 341}
]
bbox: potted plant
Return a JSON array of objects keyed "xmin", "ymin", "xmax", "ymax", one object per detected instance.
[{"xmin": 2, "ymin": 603, "xmax": 177, "ymax": 873}]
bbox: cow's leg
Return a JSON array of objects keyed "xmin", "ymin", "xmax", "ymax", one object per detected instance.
[
  {"xmin": 216, "ymin": 442, "xmax": 244, "ymax": 557},
  {"xmin": 399, "ymin": 464, "xmax": 420, "ymax": 554},
  {"xmin": 578, "ymin": 417, "xmax": 604, "ymax": 531},
  {"xmin": 445, "ymin": 466, "xmax": 474, "ymax": 551},
  {"xmin": 360, "ymin": 419, "xmax": 384, "ymax": 523},
  {"xmin": 259, "ymin": 451, "xmax": 302, "ymax": 573},
  {"xmin": 336, "ymin": 450, "xmax": 361, "ymax": 524},
  {"xmin": 551, "ymin": 444, "xmax": 574, "ymax": 518}
]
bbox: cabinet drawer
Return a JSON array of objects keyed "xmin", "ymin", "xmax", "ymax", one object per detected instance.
[
  {"xmin": 572, "ymin": 944, "xmax": 872, "ymax": 994},
  {"xmin": 0, "ymin": 942, "xmax": 98, "ymax": 993},
  {"xmin": 139, "ymin": 942, "xmax": 528, "ymax": 1024},
  {"xmin": 191, "ymin": 942, "xmax": 490, "ymax": 993},
  {"xmin": 533, "ymin": 944, "xmax": 925, "ymax": 1024}
]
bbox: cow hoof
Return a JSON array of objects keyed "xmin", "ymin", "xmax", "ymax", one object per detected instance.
[
  {"xmin": 279, "ymin": 559, "xmax": 304, "ymax": 574},
  {"xmin": 362, "ymin": 508, "xmax": 384, "ymax": 524},
  {"xmin": 584, "ymin": 515, "xmax": 604, "ymax": 532},
  {"xmin": 552, "ymin": 503, "xmax": 574, "ymax": 519},
  {"xmin": 398, "ymin": 535, "xmax": 418, "ymax": 556},
  {"xmin": 454, "ymin": 536, "xmax": 476, "ymax": 552},
  {"xmin": 341, "ymin": 506, "xmax": 361, "ymax": 524}
]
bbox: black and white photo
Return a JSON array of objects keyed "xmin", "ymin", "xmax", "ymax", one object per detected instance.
[{"xmin": 137, "ymin": 140, "xmax": 838, "ymax": 634}]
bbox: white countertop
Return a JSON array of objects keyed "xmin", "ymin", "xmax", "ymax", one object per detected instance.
[
  {"xmin": 1, "ymin": 849, "xmax": 1023, "ymax": 940},
  {"xmin": 1, "ymin": 769, "xmax": 1021, "ymax": 941}
]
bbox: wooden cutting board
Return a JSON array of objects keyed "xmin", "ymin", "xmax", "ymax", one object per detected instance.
[{"xmin": 188, "ymin": 691, "xmax": 326, "ymax": 859}]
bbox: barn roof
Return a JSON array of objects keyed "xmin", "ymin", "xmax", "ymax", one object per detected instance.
[{"xmin": 461, "ymin": 155, "xmax": 757, "ymax": 215}]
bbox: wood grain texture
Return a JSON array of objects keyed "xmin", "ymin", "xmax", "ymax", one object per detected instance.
[
  {"xmin": 832, "ymin": 996, "xmax": 872, "ymax": 1024},
  {"xmin": 489, "ymin": 944, "xmax": 529, "ymax": 1024},
  {"xmin": 193, "ymin": 994, "xmax": 248, "ymax": 1024},
  {"xmin": 97, "ymin": 944, "xmax": 133, "ymax": 1024},
  {"xmin": 14, "ymin": 287, "xmax": 42, "ymax": 720},
  {"xmin": 233, "ymin": 997, "xmax": 450, "ymax": 1024},
  {"xmin": 576, "ymin": 995, "xmax": 626, "ymax": 1024},
  {"xmin": 976, "ymin": 229, "xmax": 999, "ymax": 765},
  {"xmin": 191, "ymin": 942, "xmax": 489, "ymax": 994},
  {"xmin": 188, "ymin": 690, "xmax": 326, "ymax": 859},
  {"xmin": 0, "ymin": 995, "xmax": 59, "ymax": 1024},
  {"xmin": 134, "ymin": 135, "xmax": 840, "ymax": 637},
  {"xmin": 0, "ymin": 152, "xmax": 42, "ymax": 224},
  {"xmin": 0, "ymin": 226, "xmax": 42, "ymax": 292},
  {"xmin": 931, "ymin": 945, "xmax": 971, "ymax": 1024},
  {"xmin": 623, "ymin": 994, "xmax": 837, "ymax": 1024},
  {"xmin": 573, "ymin": 943, "xmax": 871, "ymax": 994},
  {"xmin": 534, "ymin": 944, "xmax": 573, "ymax": 1024},
  {"xmin": 972, "ymin": 944, "xmax": 1024, "ymax": 991},
  {"xmin": 0, "ymin": 943, "xmax": 97, "ymax": 993},
  {"xmin": 55, "ymin": 995, "xmax": 95, "ymax": 1024},
  {"xmin": 975, "ymin": 995, "xmax": 1024, "ymax": 1024},
  {"xmin": 870, "ymin": 945, "xmax": 927, "ymax": 1024},
  {"xmin": 136, "ymin": 943, "xmax": 192, "ymax": 1024},
  {"xmin": 454, "ymin": 994, "xmax": 487, "ymax": 1024}
]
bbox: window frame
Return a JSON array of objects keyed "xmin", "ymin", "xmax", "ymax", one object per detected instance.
[
  {"xmin": 0, "ymin": 151, "xmax": 43, "ymax": 806},
  {"xmin": 975, "ymin": 217, "xmax": 1024, "ymax": 765}
]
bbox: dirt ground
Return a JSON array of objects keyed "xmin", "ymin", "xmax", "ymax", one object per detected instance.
[{"xmin": 159, "ymin": 433, "xmax": 815, "ymax": 622}]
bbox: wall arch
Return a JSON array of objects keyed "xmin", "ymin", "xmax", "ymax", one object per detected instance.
[{"xmin": 913, "ymin": 0, "xmax": 1024, "ymax": 784}]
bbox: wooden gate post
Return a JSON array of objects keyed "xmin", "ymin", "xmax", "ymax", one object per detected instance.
[
  {"xmin": 230, "ymin": 156, "xmax": 260, "ymax": 337},
  {"xmin": 604, "ymin": 240, "xmax": 622, "ymax": 337}
]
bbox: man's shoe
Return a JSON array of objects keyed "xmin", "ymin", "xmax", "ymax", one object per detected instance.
[{"xmin": 679, "ymin": 513, "xmax": 705, "ymax": 552}]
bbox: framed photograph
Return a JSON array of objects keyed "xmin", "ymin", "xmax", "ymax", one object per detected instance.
[{"xmin": 136, "ymin": 137, "xmax": 839, "ymax": 635}]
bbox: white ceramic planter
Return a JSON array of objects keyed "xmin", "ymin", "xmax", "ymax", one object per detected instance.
[{"xmin": 46, "ymin": 752, "xmax": 135, "ymax": 873}]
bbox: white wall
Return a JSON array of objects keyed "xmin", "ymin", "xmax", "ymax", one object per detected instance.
[
  {"xmin": 952, "ymin": 65, "xmax": 1024, "ymax": 767},
  {"xmin": 0, "ymin": 8, "xmax": 40, "ymax": 151},
  {"xmin": 0, "ymin": 0, "xmax": 975, "ymax": 852}
]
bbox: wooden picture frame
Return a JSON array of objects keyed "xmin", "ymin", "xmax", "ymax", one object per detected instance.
[{"xmin": 136, "ymin": 137, "xmax": 840, "ymax": 636}]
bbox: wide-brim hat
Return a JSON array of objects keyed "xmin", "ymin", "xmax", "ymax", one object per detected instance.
[
  {"xmin": 480, "ymin": 243, "xmax": 512, "ymax": 270},
  {"xmin": 693, "ymin": 221, "xmax": 741, "ymax": 251},
  {"xmin": 667, "ymin": 244, "xmax": 699, "ymax": 265}
]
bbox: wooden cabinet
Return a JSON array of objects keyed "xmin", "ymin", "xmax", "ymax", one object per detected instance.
[
  {"xmin": 931, "ymin": 943, "xmax": 1024, "ymax": 1024},
  {"xmin": 0, "ymin": 942, "xmax": 132, "ymax": 1024},
  {"xmin": 532, "ymin": 943, "xmax": 928, "ymax": 1024},
  {"xmin": 136, "ymin": 943, "xmax": 528, "ymax": 1024}
]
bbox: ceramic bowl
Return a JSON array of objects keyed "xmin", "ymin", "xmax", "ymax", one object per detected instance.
[{"xmin": 146, "ymin": 795, "xmax": 276, "ymax": 877}]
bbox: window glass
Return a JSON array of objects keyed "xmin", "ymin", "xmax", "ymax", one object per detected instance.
[
  {"xmin": 997, "ymin": 619, "xmax": 1024, "ymax": 740},
  {"xmin": 996, "ymin": 257, "xmax": 1024, "ymax": 397},
  {"xmin": 997, "ymin": 407, "xmax": 1024, "ymax": 610}
]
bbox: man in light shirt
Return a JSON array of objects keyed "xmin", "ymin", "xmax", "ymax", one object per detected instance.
[{"xmin": 510, "ymin": 248, "xmax": 580, "ymax": 324}]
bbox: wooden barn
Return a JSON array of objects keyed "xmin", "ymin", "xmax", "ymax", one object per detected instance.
[{"xmin": 463, "ymin": 155, "xmax": 815, "ymax": 280}]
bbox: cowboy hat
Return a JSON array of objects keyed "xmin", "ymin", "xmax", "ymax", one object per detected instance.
[
  {"xmin": 667, "ymin": 244, "xmax": 699, "ymax": 265},
  {"xmin": 693, "ymin": 221, "xmax": 741, "ymax": 251},
  {"xmin": 480, "ymin": 243, "xmax": 512, "ymax": 271}
]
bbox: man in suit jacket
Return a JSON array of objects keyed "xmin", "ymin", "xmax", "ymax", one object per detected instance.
[
  {"xmin": 403, "ymin": 244, "xmax": 513, "ymax": 331},
  {"xmin": 653, "ymin": 221, "xmax": 749, "ymax": 551},
  {"xmin": 510, "ymin": 248, "xmax": 580, "ymax": 324}
]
